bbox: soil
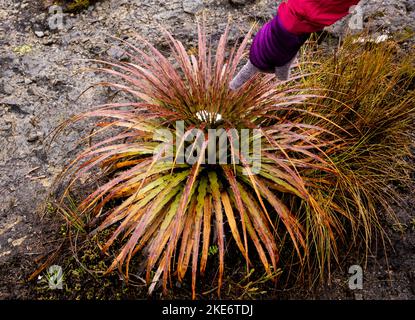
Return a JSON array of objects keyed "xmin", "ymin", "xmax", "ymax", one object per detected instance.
[{"xmin": 0, "ymin": 0, "xmax": 414, "ymax": 300}]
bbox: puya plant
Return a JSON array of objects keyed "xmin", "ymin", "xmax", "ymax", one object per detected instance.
[{"xmin": 55, "ymin": 24, "xmax": 414, "ymax": 298}]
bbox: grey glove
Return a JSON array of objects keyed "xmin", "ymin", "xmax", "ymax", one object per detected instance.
[{"xmin": 229, "ymin": 56, "xmax": 297, "ymax": 91}]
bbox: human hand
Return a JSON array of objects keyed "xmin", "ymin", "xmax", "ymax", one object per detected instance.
[{"xmin": 229, "ymin": 55, "xmax": 297, "ymax": 91}]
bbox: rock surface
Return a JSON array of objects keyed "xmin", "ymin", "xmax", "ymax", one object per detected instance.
[
  {"xmin": 183, "ymin": 0, "xmax": 204, "ymax": 14},
  {"xmin": 0, "ymin": 0, "xmax": 414, "ymax": 299}
]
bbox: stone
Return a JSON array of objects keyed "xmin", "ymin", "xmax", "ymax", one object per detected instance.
[
  {"xmin": 27, "ymin": 132, "xmax": 43, "ymax": 143},
  {"xmin": 107, "ymin": 46, "xmax": 128, "ymax": 61},
  {"xmin": 183, "ymin": 0, "xmax": 204, "ymax": 14},
  {"xmin": 229, "ymin": 0, "xmax": 254, "ymax": 5},
  {"xmin": 34, "ymin": 30, "xmax": 45, "ymax": 38}
]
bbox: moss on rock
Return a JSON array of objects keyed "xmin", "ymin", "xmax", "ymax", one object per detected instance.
[{"xmin": 55, "ymin": 0, "xmax": 99, "ymax": 13}]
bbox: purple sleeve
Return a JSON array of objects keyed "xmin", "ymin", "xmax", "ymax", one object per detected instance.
[{"xmin": 249, "ymin": 14, "xmax": 310, "ymax": 72}]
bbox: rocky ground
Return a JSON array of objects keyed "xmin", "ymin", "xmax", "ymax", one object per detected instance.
[{"xmin": 0, "ymin": 0, "xmax": 414, "ymax": 299}]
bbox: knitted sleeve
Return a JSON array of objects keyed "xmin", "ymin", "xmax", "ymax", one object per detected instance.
[{"xmin": 250, "ymin": 0, "xmax": 360, "ymax": 71}]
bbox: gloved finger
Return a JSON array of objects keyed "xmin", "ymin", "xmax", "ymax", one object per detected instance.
[
  {"xmin": 275, "ymin": 53, "xmax": 298, "ymax": 81},
  {"xmin": 229, "ymin": 60, "xmax": 259, "ymax": 91}
]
